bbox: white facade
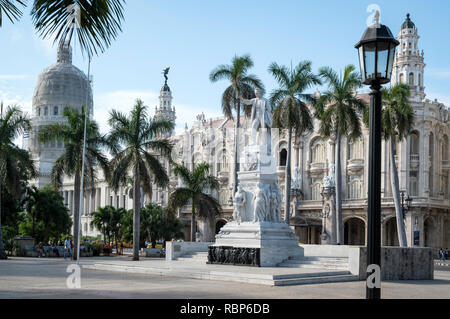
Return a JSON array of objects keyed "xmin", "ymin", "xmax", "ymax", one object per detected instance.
[{"xmin": 28, "ymin": 14, "xmax": 449, "ymax": 246}]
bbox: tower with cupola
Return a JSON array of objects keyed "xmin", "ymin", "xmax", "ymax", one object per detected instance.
[
  {"xmin": 154, "ymin": 70, "xmax": 176, "ymax": 136},
  {"xmin": 391, "ymin": 13, "xmax": 426, "ymax": 102}
]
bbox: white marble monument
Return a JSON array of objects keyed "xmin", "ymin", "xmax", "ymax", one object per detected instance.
[{"xmin": 208, "ymin": 89, "xmax": 299, "ymax": 267}]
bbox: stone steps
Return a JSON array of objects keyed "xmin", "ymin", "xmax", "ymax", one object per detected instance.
[
  {"xmin": 273, "ymin": 273, "xmax": 359, "ymax": 286},
  {"xmin": 277, "ymin": 256, "xmax": 350, "ymax": 271},
  {"xmin": 176, "ymin": 252, "xmax": 208, "ymax": 262},
  {"xmin": 82, "ymin": 262, "xmax": 360, "ymax": 286}
]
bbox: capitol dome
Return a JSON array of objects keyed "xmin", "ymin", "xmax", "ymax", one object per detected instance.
[
  {"xmin": 32, "ymin": 42, "xmax": 93, "ymax": 118},
  {"xmin": 29, "ymin": 42, "xmax": 93, "ymax": 185}
]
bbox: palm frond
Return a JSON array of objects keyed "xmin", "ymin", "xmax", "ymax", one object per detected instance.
[{"xmin": 31, "ymin": 0, "xmax": 126, "ymax": 57}]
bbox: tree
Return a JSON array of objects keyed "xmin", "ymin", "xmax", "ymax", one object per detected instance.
[
  {"xmin": 120, "ymin": 204, "xmax": 184, "ymax": 248},
  {"xmin": 314, "ymin": 65, "xmax": 367, "ymax": 244},
  {"xmin": 269, "ymin": 61, "xmax": 321, "ymax": 224},
  {"xmin": 0, "ymin": 105, "xmax": 36, "ymax": 259},
  {"xmin": 39, "ymin": 106, "xmax": 110, "ymax": 260},
  {"xmin": 1, "ymin": 1, "xmax": 125, "ymax": 58},
  {"xmin": 0, "ymin": 0, "xmax": 25, "ymax": 26},
  {"xmin": 20, "ymin": 185, "xmax": 71, "ymax": 244},
  {"xmin": 210, "ymin": 55, "xmax": 264, "ymax": 196},
  {"xmin": 169, "ymin": 162, "xmax": 222, "ymax": 242},
  {"xmin": 381, "ymin": 83, "xmax": 414, "ymax": 247},
  {"xmin": 91, "ymin": 205, "xmax": 124, "ymax": 251},
  {"xmin": 108, "ymin": 99, "xmax": 174, "ymax": 260},
  {"xmin": 90, "ymin": 206, "xmax": 114, "ymax": 243}
]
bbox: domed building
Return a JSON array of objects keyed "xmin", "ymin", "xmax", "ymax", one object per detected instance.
[{"xmin": 27, "ymin": 42, "xmax": 92, "ymax": 188}]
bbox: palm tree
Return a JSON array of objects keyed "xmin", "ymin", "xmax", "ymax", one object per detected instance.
[
  {"xmin": 0, "ymin": 0, "xmax": 25, "ymax": 26},
  {"xmin": 314, "ymin": 65, "xmax": 367, "ymax": 245},
  {"xmin": 209, "ymin": 55, "xmax": 264, "ymax": 196},
  {"xmin": 90, "ymin": 206, "xmax": 114, "ymax": 243},
  {"xmin": 0, "ymin": 105, "xmax": 36, "ymax": 259},
  {"xmin": 382, "ymin": 83, "xmax": 414, "ymax": 247},
  {"xmin": 0, "ymin": 0, "xmax": 125, "ymax": 55},
  {"xmin": 269, "ymin": 61, "xmax": 321, "ymax": 224},
  {"xmin": 108, "ymin": 99, "xmax": 174, "ymax": 261},
  {"xmin": 169, "ymin": 162, "xmax": 222, "ymax": 242},
  {"xmin": 39, "ymin": 106, "xmax": 110, "ymax": 260}
]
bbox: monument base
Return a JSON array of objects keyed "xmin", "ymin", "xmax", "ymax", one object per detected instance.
[{"xmin": 209, "ymin": 221, "xmax": 299, "ymax": 267}]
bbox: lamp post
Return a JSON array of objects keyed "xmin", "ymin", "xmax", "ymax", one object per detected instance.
[
  {"xmin": 355, "ymin": 13, "xmax": 399, "ymax": 300},
  {"xmin": 400, "ymin": 191, "xmax": 413, "ymax": 219}
]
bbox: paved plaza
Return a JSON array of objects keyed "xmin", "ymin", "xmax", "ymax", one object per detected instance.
[{"xmin": 0, "ymin": 257, "xmax": 449, "ymax": 299}]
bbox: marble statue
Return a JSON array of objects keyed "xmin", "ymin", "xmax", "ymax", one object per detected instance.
[
  {"xmin": 324, "ymin": 163, "xmax": 336, "ymax": 188},
  {"xmin": 267, "ymin": 184, "xmax": 282, "ymax": 222},
  {"xmin": 233, "ymin": 184, "xmax": 247, "ymax": 223},
  {"xmin": 240, "ymin": 88, "xmax": 273, "ymax": 151},
  {"xmin": 291, "ymin": 166, "xmax": 302, "ymax": 190},
  {"xmin": 253, "ymin": 183, "xmax": 268, "ymax": 222}
]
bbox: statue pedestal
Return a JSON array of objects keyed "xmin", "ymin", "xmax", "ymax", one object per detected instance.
[
  {"xmin": 209, "ymin": 168, "xmax": 299, "ymax": 267},
  {"xmin": 209, "ymin": 221, "xmax": 299, "ymax": 267}
]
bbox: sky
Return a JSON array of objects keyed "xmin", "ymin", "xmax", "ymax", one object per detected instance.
[{"xmin": 1, "ymin": 0, "xmax": 450, "ymax": 138}]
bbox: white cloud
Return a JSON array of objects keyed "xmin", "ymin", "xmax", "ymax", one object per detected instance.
[
  {"xmin": 0, "ymin": 90, "xmax": 32, "ymax": 112},
  {"xmin": 0, "ymin": 74, "xmax": 31, "ymax": 80},
  {"xmin": 94, "ymin": 89, "xmax": 223, "ymax": 136}
]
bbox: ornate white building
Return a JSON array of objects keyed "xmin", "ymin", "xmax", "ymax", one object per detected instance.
[{"xmin": 27, "ymin": 14, "xmax": 449, "ymax": 247}]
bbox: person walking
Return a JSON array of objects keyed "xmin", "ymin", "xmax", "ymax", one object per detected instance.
[
  {"xmin": 64, "ymin": 237, "xmax": 72, "ymax": 260},
  {"xmin": 439, "ymin": 248, "xmax": 445, "ymax": 261}
]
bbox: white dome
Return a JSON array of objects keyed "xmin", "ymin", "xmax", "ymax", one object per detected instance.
[{"xmin": 32, "ymin": 43, "xmax": 92, "ymax": 117}]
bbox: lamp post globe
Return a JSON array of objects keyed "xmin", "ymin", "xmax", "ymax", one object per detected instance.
[{"xmin": 355, "ymin": 14, "xmax": 399, "ymax": 300}]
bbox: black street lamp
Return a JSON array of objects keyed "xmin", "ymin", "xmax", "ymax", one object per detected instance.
[
  {"xmin": 400, "ymin": 191, "xmax": 413, "ymax": 219},
  {"xmin": 355, "ymin": 14, "xmax": 399, "ymax": 300}
]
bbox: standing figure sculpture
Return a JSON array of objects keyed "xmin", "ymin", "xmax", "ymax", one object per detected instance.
[
  {"xmin": 253, "ymin": 183, "xmax": 268, "ymax": 222},
  {"xmin": 240, "ymin": 88, "xmax": 273, "ymax": 153},
  {"xmin": 162, "ymin": 67, "xmax": 170, "ymax": 84},
  {"xmin": 270, "ymin": 184, "xmax": 282, "ymax": 222},
  {"xmin": 233, "ymin": 185, "xmax": 246, "ymax": 223}
]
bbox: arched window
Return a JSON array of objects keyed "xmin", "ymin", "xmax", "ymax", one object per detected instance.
[
  {"xmin": 310, "ymin": 178, "xmax": 323, "ymax": 201},
  {"xmin": 409, "ymin": 171, "xmax": 418, "ymax": 196},
  {"xmin": 37, "ymin": 107, "xmax": 41, "ymax": 116},
  {"xmin": 311, "ymin": 138, "xmax": 325, "ymax": 163},
  {"xmin": 418, "ymin": 73, "xmax": 422, "ymax": 87},
  {"xmin": 53, "ymin": 106, "xmax": 58, "ymax": 116},
  {"xmin": 409, "ymin": 72, "xmax": 414, "ymax": 86},
  {"xmin": 44, "ymin": 107, "xmax": 48, "ymax": 116},
  {"xmin": 279, "ymin": 149, "xmax": 287, "ymax": 167},
  {"xmin": 348, "ymin": 137, "xmax": 364, "ymax": 160},
  {"xmin": 410, "ymin": 131, "xmax": 420, "ymax": 156},
  {"xmin": 216, "ymin": 149, "xmax": 228, "ymax": 173},
  {"xmin": 347, "ymin": 175, "xmax": 363, "ymax": 199},
  {"xmin": 399, "ymin": 73, "xmax": 405, "ymax": 84}
]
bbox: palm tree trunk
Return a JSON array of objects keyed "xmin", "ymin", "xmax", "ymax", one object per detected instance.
[
  {"xmin": 335, "ymin": 133, "xmax": 343, "ymax": 245},
  {"xmin": 190, "ymin": 199, "xmax": 196, "ymax": 242},
  {"xmin": 72, "ymin": 171, "xmax": 81, "ymax": 260},
  {"xmin": 390, "ymin": 137, "xmax": 408, "ymax": 247},
  {"xmin": 284, "ymin": 127, "xmax": 293, "ymax": 224},
  {"xmin": 233, "ymin": 96, "xmax": 240, "ymax": 196},
  {"xmin": 0, "ymin": 186, "xmax": 7, "ymax": 259},
  {"xmin": 133, "ymin": 165, "xmax": 141, "ymax": 261}
]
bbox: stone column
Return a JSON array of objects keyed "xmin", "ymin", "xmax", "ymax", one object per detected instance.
[
  {"xmin": 68, "ymin": 191, "xmax": 73, "ymax": 215},
  {"xmin": 423, "ymin": 130, "xmax": 431, "ymax": 197},
  {"xmin": 400, "ymin": 135, "xmax": 408, "ymax": 191},
  {"xmin": 419, "ymin": 127, "xmax": 426, "ymax": 197}
]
